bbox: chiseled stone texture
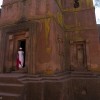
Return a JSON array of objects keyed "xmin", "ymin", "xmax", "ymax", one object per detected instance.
[{"xmin": 25, "ymin": 76, "xmax": 100, "ymax": 100}]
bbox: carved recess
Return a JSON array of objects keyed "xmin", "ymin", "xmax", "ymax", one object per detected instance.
[
  {"xmin": 57, "ymin": 32, "xmax": 65, "ymax": 70},
  {"xmin": 9, "ymin": 35, "xmax": 14, "ymax": 40},
  {"xmin": 70, "ymin": 41, "xmax": 87, "ymax": 71}
]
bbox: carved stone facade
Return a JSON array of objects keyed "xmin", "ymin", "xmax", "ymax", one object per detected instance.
[
  {"xmin": 0, "ymin": 0, "xmax": 100, "ymax": 74},
  {"xmin": 0, "ymin": 1, "xmax": 100, "ymax": 100}
]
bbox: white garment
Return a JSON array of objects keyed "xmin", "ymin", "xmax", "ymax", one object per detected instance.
[{"xmin": 18, "ymin": 51, "xmax": 24, "ymax": 68}]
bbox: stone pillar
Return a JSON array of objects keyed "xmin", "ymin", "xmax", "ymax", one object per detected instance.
[
  {"xmin": 35, "ymin": 20, "xmax": 52, "ymax": 74},
  {"xmin": 0, "ymin": 30, "xmax": 6, "ymax": 73},
  {"xmin": 28, "ymin": 23, "xmax": 37, "ymax": 74},
  {"xmin": 35, "ymin": 18, "xmax": 65, "ymax": 74}
]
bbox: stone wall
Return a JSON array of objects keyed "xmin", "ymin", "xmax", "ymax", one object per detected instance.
[
  {"xmin": 25, "ymin": 76, "xmax": 100, "ymax": 100},
  {"xmin": 0, "ymin": 0, "xmax": 57, "ymax": 25},
  {"xmin": 63, "ymin": 0, "xmax": 100, "ymax": 71}
]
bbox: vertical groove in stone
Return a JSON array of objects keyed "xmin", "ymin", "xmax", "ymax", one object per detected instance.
[
  {"xmin": 4, "ymin": 33, "xmax": 9, "ymax": 70},
  {"xmin": 28, "ymin": 25, "xmax": 33, "ymax": 74},
  {"xmin": 31, "ymin": 23, "xmax": 36, "ymax": 74},
  {"xmin": 0, "ymin": 30, "xmax": 6, "ymax": 72}
]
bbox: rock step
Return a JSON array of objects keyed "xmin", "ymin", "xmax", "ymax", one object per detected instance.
[
  {"xmin": 70, "ymin": 71, "xmax": 94, "ymax": 75},
  {"xmin": 0, "ymin": 83, "xmax": 24, "ymax": 86},
  {"xmin": 0, "ymin": 74, "xmax": 26, "ymax": 100},
  {"xmin": 19, "ymin": 77, "xmax": 42, "ymax": 82},
  {"xmin": 0, "ymin": 74, "xmax": 25, "ymax": 84},
  {"xmin": 0, "ymin": 83, "xmax": 24, "ymax": 94},
  {"xmin": 0, "ymin": 77, "xmax": 22, "ymax": 84},
  {"xmin": 0, "ymin": 92, "xmax": 20, "ymax": 100},
  {"xmin": 19, "ymin": 75, "xmax": 70, "ymax": 83},
  {"xmin": 70, "ymin": 72, "xmax": 99, "ymax": 78}
]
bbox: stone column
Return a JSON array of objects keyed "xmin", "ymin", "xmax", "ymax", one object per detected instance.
[
  {"xmin": 0, "ymin": 30, "xmax": 7, "ymax": 73},
  {"xmin": 28, "ymin": 23, "xmax": 37, "ymax": 74}
]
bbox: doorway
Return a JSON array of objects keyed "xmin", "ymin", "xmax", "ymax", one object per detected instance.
[{"xmin": 18, "ymin": 39, "xmax": 26, "ymax": 67}]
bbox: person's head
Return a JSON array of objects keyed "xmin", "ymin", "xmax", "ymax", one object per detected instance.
[{"xmin": 19, "ymin": 47, "xmax": 22, "ymax": 51}]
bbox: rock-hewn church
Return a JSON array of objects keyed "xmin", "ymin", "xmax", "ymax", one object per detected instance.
[{"xmin": 0, "ymin": 0, "xmax": 100, "ymax": 100}]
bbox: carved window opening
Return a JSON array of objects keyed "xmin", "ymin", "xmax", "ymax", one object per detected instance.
[
  {"xmin": 23, "ymin": 0, "xmax": 26, "ymax": 6},
  {"xmin": 74, "ymin": 0, "xmax": 79, "ymax": 8}
]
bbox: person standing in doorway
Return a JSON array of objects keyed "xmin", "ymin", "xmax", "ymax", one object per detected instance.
[{"xmin": 16, "ymin": 47, "xmax": 24, "ymax": 70}]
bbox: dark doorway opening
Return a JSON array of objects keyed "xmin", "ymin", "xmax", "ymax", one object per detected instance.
[{"xmin": 18, "ymin": 40, "xmax": 26, "ymax": 67}]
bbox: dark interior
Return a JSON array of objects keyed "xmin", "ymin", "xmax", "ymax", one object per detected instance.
[{"xmin": 18, "ymin": 39, "xmax": 26, "ymax": 67}]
